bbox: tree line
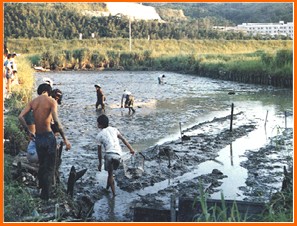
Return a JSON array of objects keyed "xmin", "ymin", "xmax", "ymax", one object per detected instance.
[
  {"xmin": 4, "ymin": 3, "xmax": 292, "ymax": 41},
  {"xmin": 147, "ymin": 3, "xmax": 293, "ymax": 25}
]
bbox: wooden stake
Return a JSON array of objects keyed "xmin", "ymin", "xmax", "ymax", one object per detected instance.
[
  {"xmin": 179, "ymin": 122, "xmax": 183, "ymax": 142},
  {"xmin": 230, "ymin": 103, "xmax": 234, "ymax": 132},
  {"xmin": 170, "ymin": 194, "xmax": 176, "ymax": 222},
  {"xmin": 285, "ymin": 111, "xmax": 287, "ymax": 129},
  {"xmin": 264, "ymin": 110, "xmax": 268, "ymax": 128}
]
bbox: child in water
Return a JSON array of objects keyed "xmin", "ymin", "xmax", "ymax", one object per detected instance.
[{"xmin": 96, "ymin": 114, "xmax": 135, "ymax": 196}]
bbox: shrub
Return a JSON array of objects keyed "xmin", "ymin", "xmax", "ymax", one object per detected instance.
[
  {"xmin": 274, "ymin": 49, "xmax": 293, "ymax": 67},
  {"xmin": 4, "ymin": 181, "xmax": 36, "ymax": 222},
  {"xmin": 4, "ymin": 115, "xmax": 28, "ymax": 156},
  {"xmin": 26, "ymin": 54, "xmax": 41, "ymax": 66}
]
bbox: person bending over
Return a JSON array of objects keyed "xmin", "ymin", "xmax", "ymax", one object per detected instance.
[{"xmin": 121, "ymin": 89, "xmax": 136, "ymax": 114}]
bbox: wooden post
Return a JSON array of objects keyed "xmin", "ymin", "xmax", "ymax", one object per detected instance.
[
  {"xmin": 67, "ymin": 166, "xmax": 76, "ymax": 198},
  {"xmin": 230, "ymin": 103, "xmax": 234, "ymax": 132},
  {"xmin": 264, "ymin": 110, "xmax": 268, "ymax": 128},
  {"xmin": 67, "ymin": 166, "xmax": 87, "ymax": 198},
  {"xmin": 179, "ymin": 122, "xmax": 183, "ymax": 142},
  {"xmin": 55, "ymin": 203, "xmax": 60, "ymax": 220},
  {"xmin": 285, "ymin": 111, "xmax": 287, "ymax": 129},
  {"xmin": 230, "ymin": 143, "xmax": 233, "ymax": 166},
  {"xmin": 170, "ymin": 194, "xmax": 176, "ymax": 222}
]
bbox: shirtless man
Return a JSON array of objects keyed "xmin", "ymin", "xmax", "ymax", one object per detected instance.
[{"xmin": 18, "ymin": 83, "xmax": 71, "ymax": 200}]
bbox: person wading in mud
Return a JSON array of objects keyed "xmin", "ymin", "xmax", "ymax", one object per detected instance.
[
  {"xmin": 96, "ymin": 114, "xmax": 135, "ymax": 197},
  {"xmin": 95, "ymin": 84, "xmax": 106, "ymax": 112},
  {"xmin": 18, "ymin": 83, "xmax": 71, "ymax": 201},
  {"xmin": 158, "ymin": 74, "xmax": 166, "ymax": 85},
  {"xmin": 121, "ymin": 89, "xmax": 136, "ymax": 114}
]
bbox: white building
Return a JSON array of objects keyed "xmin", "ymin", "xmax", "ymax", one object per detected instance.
[{"xmin": 237, "ymin": 21, "xmax": 293, "ymax": 39}]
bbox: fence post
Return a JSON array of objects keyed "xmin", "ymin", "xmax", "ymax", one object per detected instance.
[
  {"xmin": 170, "ymin": 194, "xmax": 176, "ymax": 222},
  {"xmin": 264, "ymin": 110, "xmax": 268, "ymax": 128},
  {"xmin": 230, "ymin": 103, "xmax": 234, "ymax": 132},
  {"xmin": 230, "ymin": 143, "xmax": 234, "ymax": 166},
  {"xmin": 285, "ymin": 111, "xmax": 287, "ymax": 129},
  {"xmin": 179, "ymin": 122, "xmax": 183, "ymax": 143}
]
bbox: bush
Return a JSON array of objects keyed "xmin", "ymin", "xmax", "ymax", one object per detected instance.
[
  {"xmin": 27, "ymin": 54, "xmax": 41, "ymax": 66},
  {"xmin": 4, "ymin": 115, "xmax": 28, "ymax": 156},
  {"xmin": 4, "ymin": 181, "xmax": 36, "ymax": 222},
  {"xmin": 274, "ymin": 49, "xmax": 293, "ymax": 67}
]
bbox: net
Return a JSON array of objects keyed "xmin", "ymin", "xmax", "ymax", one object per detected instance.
[{"xmin": 122, "ymin": 152, "xmax": 145, "ymax": 179}]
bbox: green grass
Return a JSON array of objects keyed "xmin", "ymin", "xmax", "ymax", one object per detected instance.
[
  {"xmin": 6, "ymin": 38, "xmax": 292, "ymax": 87},
  {"xmin": 8, "ymin": 38, "xmax": 292, "ymax": 57},
  {"xmin": 4, "ymin": 56, "xmax": 36, "ymax": 222},
  {"xmin": 4, "ymin": 156, "xmax": 36, "ymax": 222},
  {"xmin": 193, "ymin": 182, "xmax": 293, "ymax": 222}
]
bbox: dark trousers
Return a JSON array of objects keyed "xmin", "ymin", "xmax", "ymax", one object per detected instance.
[
  {"xmin": 96, "ymin": 98, "xmax": 105, "ymax": 110},
  {"xmin": 35, "ymin": 132, "xmax": 57, "ymax": 200}
]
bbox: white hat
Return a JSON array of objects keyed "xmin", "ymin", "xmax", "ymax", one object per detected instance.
[
  {"xmin": 94, "ymin": 84, "xmax": 101, "ymax": 88},
  {"xmin": 42, "ymin": 77, "xmax": 53, "ymax": 87},
  {"xmin": 124, "ymin": 90, "xmax": 131, "ymax": 95}
]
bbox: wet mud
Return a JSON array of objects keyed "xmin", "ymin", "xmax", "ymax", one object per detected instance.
[
  {"xmin": 64, "ymin": 114, "xmax": 292, "ymax": 222},
  {"xmin": 31, "ymin": 71, "xmax": 293, "ymax": 222}
]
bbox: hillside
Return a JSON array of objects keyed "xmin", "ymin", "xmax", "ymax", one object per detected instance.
[
  {"xmin": 147, "ymin": 3, "xmax": 293, "ymax": 25},
  {"xmin": 4, "ymin": 2, "xmax": 293, "ymax": 40}
]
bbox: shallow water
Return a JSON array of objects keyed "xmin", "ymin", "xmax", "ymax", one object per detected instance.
[
  {"xmin": 34, "ymin": 71, "xmax": 293, "ymax": 221},
  {"xmin": 35, "ymin": 71, "xmax": 293, "ymax": 150}
]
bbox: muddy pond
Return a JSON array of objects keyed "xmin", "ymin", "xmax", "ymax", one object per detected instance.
[{"xmin": 34, "ymin": 71, "xmax": 293, "ymax": 221}]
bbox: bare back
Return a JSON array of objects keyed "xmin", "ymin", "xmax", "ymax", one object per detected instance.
[{"xmin": 30, "ymin": 94, "xmax": 57, "ymax": 134}]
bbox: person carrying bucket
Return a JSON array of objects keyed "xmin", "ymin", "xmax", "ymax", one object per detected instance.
[{"xmin": 96, "ymin": 114, "xmax": 135, "ymax": 197}]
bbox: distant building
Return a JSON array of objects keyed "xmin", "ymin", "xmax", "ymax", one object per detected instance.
[{"xmin": 237, "ymin": 21, "xmax": 293, "ymax": 39}]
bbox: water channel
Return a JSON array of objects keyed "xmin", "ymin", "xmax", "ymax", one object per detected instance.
[{"xmin": 34, "ymin": 71, "xmax": 293, "ymax": 221}]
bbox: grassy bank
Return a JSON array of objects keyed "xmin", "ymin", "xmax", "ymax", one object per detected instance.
[
  {"xmin": 4, "ymin": 56, "xmax": 36, "ymax": 221},
  {"xmin": 4, "ymin": 56, "xmax": 35, "ymax": 155},
  {"xmin": 7, "ymin": 38, "xmax": 292, "ymax": 56},
  {"xmin": 7, "ymin": 38, "xmax": 293, "ymax": 88}
]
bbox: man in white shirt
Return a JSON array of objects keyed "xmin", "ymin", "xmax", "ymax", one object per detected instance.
[
  {"xmin": 96, "ymin": 114, "xmax": 135, "ymax": 196},
  {"xmin": 121, "ymin": 89, "xmax": 136, "ymax": 114},
  {"xmin": 158, "ymin": 74, "xmax": 166, "ymax": 85}
]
